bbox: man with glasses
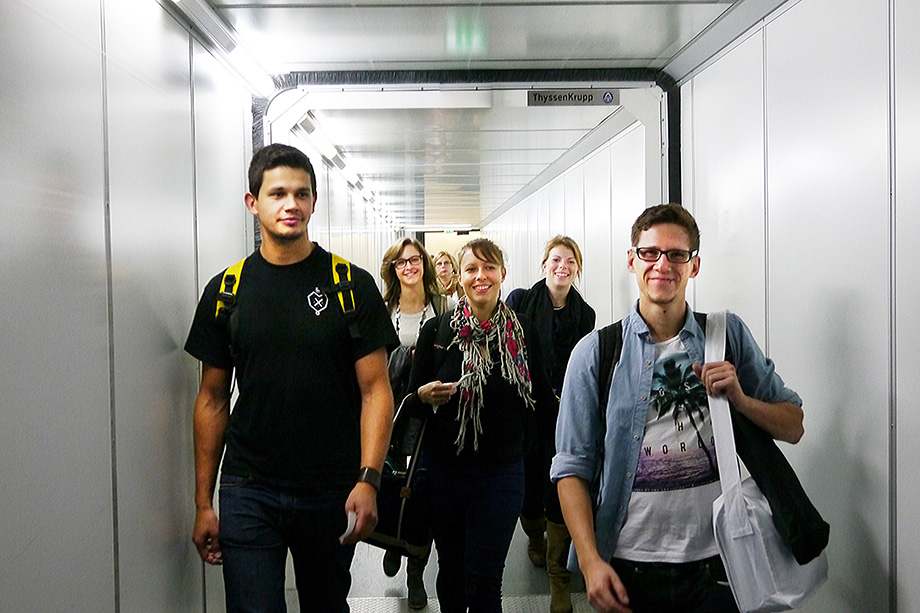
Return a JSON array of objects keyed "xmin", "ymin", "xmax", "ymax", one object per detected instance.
[{"xmin": 552, "ymin": 203, "xmax": 804, "ymax": 613}]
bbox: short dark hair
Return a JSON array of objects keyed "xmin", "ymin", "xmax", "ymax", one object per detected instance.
[
  {"xmin": 630, "ymin": 203, "xmax": 700, "ymax": 252},
  {"xmin": 248, "ymin": 144, "xmax": 317, "ymax": 197}
]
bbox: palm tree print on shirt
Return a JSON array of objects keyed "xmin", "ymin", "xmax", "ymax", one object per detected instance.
[{"xmin": 632, "ymin": 353, "xmax": 719, "ymax": 492}]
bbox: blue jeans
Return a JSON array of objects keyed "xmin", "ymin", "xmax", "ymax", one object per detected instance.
[
  {"xmin": 218, "ymin": 474, "xmax": 355, "ymax": 613},
  {"xmin": 610, "ymin": 555, "xmax": 739, "ymax": 613},
  {"xmin": 427, "ymin": 458, "xmax": 525, "ymax": 613}
]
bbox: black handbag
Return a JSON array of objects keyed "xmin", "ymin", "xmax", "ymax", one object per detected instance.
[
  {"xmin": 364, "ymin": 398, "xmax": 431, "ymax": 558},
  {"xmin": 387, "ymin": 344, "xmax": 414, "ymax": 406}
]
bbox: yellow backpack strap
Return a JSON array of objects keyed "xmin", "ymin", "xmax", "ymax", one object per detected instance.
[
  {"xmin": 215, "ymin": 258, "xmax": 247, "ymax": 321},
  {"xmin": 330, "ymin": 252, "xmax": 361, "ymax": 340}
]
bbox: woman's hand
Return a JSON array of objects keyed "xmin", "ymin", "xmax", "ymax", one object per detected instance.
[{"xmin": 417, "ymin": 380, "xmax": 459, "ymax": 407}]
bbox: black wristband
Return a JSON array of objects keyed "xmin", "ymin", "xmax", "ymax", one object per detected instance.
[{"xmin": 357, "ymin": 466, "xmax": 381, "ymax": 492}]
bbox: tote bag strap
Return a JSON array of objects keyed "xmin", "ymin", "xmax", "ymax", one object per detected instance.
[{"xmin": 705, "ymin": 311, "xmax": 752, "ymax": 539}]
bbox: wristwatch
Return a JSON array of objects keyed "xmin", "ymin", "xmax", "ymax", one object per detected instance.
[{"xmin": 357, "ymin": 466, "xmax": 381, "ymax": 492}]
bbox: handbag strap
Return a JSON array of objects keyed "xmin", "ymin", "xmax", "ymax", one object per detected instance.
[{"xmin": 705, "ymin": 311, "xmax": 752, "ymax": 538}]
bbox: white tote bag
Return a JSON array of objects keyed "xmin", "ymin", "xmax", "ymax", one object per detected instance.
[{"xmin": 706, "ymin": 311, "xmax": 828, "ymax": 612}]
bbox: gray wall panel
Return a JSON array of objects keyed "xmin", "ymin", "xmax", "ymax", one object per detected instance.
[
  {"xmin": 549, "ymin": 179, "xmax": 565, "ymax": 235},
  {"xmin": 193, "ymin": 42, "xmax": 252, "ymax": 290},
  {"xmin": 583, "ymin": 148, "xmax": 613, "ymax": 324},
  {"xmin": 563, "ymin": 167, "xmax": 585, "ymax": 253},
  {"xmin": 895, "ymin": 0, "xmax": 920, "ymax": 610},
  {"xmin": 684, "ymin": 0, "xmax": 902, "ymax": 608},
  {"xmin": 609, "ymin": 124, "xmax": 645, "ymax": 322},
  {"xmin": 686, "ymin": 32, "xmax": 767, "ymax": 344},
  {"xmin": 191, "ymin": 39, "xmax": 253, "ymax": 611},
  {"xmin": 765, "ymin": 0, "xmax": 891, "ymax": 610},
  {"xmin": 104, "ymin": 1, "xmax": 201, "ymax": 609},
  {"xmin": 0, "ymin": 0, "xmax": 116, "ymax": 610}
]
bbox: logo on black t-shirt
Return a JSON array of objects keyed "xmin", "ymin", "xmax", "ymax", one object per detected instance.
[{"xmin": 307, "ymin": 287, "xmax": 329, "ymax": 315}]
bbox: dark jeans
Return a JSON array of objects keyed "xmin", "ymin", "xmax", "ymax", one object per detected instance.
[
  {"xmin": 427, "ymin": 458, "xmax": 525, "ymax": 613},
  {"xmin": 521, "ymin": 432, "xmax": 563, "ymax": 523},
  {"xmin": 610, "ymin": 555, "xmax": 739, "ymax": 613},
  {"xmin": 218, "ymin": 474, "xmax": 355, "ymax": 613}
]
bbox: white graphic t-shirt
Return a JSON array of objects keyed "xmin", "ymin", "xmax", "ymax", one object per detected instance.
[{"xmin": 613, "ymin": 335, "xmax": 722, "ymax": 562}]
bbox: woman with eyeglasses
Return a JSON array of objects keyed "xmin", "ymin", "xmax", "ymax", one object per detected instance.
[
  {"xmin": 505, "ymin": 235, "xmax": 596, "ymax": 613},
  {"xmin": 379, "ymin": 237, "xmax": 451, "ymax": 608},
  {"xmin": 382, "ymin": 238, "xmax": 455, "ymax": 349},
  {"xmin": 405, "ymin": 238, "xmax": 557, "ymax": 613},
  {"xmin": 433, "ymin": 250, "xmax": 464, "ymax": 300}
]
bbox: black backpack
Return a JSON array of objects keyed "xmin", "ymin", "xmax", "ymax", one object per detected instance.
[{"xmin": 594, "ymin": 313, "xmax": 829, "ymax": 563}]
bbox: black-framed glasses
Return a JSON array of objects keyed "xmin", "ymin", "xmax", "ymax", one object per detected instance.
[
  {"xmin": 393, "ymin": 255, "xmax": 423, "ymax": 269},
  {"xmin": 631, "ymin": 247, "xmax": 697, "ymax": 264}
]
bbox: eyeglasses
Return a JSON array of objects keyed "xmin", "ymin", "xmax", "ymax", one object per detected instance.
[
  {"xmin": 393, "ymin": 255, "xmax": 423, "ymax": 269},
  {"xmin": 631, "ymin": 247, "xmax": 697, "ymax": 264}
]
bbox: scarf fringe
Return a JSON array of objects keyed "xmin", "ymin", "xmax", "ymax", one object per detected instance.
[{"xmin": 449, "ymin": 297, "xmax": 535, "ymax": 454}]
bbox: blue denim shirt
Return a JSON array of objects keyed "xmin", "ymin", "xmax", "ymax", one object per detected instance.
[{"xmin": 550, "ymin": 303, "xmax": 802, "ymax": 569}]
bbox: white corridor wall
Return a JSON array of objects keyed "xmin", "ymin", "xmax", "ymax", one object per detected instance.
[
  {"xmin": 683, "ymin": 0, "xmax": 917, "ymax": 610},
  {"xmin": 485, "ymin": 123, "xmax": 646, "ymax": 323}
]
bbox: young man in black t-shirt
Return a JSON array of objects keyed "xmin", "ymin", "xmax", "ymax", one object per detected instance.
[{"xmin": 185, "ymin": 144, "xmax": 398, "ymax": 612}]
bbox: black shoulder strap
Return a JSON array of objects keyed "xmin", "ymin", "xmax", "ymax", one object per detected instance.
[
  {"xmin": 215, "ymin": 258, "xmax": 247, "ymax": 325},
  {"xmin": 692, "ymin": 311, "xmax": 734, "ymax": 364},
  {"xmin": 432, "ymin": 294, "xmax": 448, "ymax": 316},
  {"xmin": 595, "ymin": 312, "xmax": 731, "ymax": 444},
  {"xmin": 329, "ymin": 252, "xmax": 361, "ymax": 340},
  {"xmin": 597, "ymin": 320, "xmax": 624, "ymax": 414}
]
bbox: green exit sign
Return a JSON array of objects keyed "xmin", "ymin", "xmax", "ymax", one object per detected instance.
[{"xmin": 446, "ymin": 13, "xmax": 486, "ymax": 56}]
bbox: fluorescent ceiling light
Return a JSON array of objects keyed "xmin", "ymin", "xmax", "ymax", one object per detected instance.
[
  {"xmin": 402, "ymin": 224, "xmax": 479, "ymax": 233},
  {"xmin": 173, "ymin": 0, "xmax": 236, "ymax": 52},
  {"xmin": 294, "ymin": 89, "xmax": 493, "ymax": 110},
  {"xmin": 228, "ymin": 47, "xmax": 275, "ymax": 98},
  {"xmin": 172, "ymin": 0, "xmax": 274, "ymax": 97}
]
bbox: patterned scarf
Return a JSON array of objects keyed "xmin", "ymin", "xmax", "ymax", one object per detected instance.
[{"xmin": 447, "ymin": 296, "xmax": 535, "ymax": 453}]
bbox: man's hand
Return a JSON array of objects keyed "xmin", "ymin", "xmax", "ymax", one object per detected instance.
[
  {"xmin": 192, "ymin": 507, "xmax": 222, "ymax": 565},
  {"xmin": 582, "ymin": 556, "xmax": 632, "ymax": 613},
  {"xmin": 340, "ymin": 482, "xmax": 378, "ymax": 545},
  {"xmin": 693, "ymin": 360, "xmax": 743, "ymax": 405},
  {"xmin": 692, "ymin": 360, "xmax": 804, "ymax": 443}
]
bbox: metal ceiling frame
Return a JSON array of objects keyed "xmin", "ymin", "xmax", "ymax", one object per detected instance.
[{"xmin": 257, "ymin": 68, "xmax": 682, "ymax": 223}]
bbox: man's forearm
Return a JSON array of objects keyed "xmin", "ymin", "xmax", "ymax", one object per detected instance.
[
  {"xmin": 193, "ymin": 393, "xmax": 229, "ymax": 509},
  {"xmin": 557, "ymin": 476, "xmax": 604, "ymax": 568},
  {"xmin": 734, "ymin": 396, "xmax": 804, "ymax": 444},
  {"xmin": 360, "ymin": 384, "xmax": 394, "ymax": 472}
]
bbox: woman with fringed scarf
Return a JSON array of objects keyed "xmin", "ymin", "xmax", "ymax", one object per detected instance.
[
  {"xmin": 405, "ymin": 238, "xmax": 557, "ymax": 613},
  {"xmin": 506, "ymin": 236, "xmax": 596, "ymax": 613}
]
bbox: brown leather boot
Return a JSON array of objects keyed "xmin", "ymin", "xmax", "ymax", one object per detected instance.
[
  {"xmin": 520, "ymin": 515, "xmax": 546, "ymax": 567},
  {"xmin": 546, "ymin": 520, "xmax": 573, "ymax": 613}
]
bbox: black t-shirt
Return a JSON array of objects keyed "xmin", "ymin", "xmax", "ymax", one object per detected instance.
[{"xmin": 184, "ymin": 245, "xmax": 398, "ymax": 485}]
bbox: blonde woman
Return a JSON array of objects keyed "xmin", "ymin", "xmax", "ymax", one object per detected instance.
[
  {"xmin": 506, "ymin": 235, "xmax": 595, "ymax": 613},
  {"xmin": 433, "ymin": 250, "xmax": 463, "ymax": 300}
]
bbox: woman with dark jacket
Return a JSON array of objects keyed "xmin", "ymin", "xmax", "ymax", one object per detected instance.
[
  {"xmin": 379, "ymin": 237, "xmax": 451, "ymax": 608},
  {"xmin": 406, "ymin": 238, "xmax": 557, "ymax": 613},
  {"xmin": 505, "ymin": 235, "xmax": 595, "ymax": 613}
]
